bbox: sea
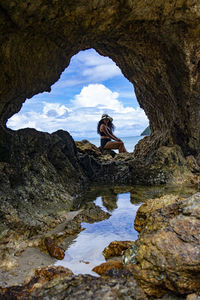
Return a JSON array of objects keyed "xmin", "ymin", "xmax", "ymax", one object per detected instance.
[{"xmin": 74, "ymin": 136, "xmax": 144, "ymax": 152}]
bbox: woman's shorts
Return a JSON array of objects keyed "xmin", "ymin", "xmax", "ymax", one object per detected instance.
[{"xmin": 101, "ymin": 138, "xmax": 111, "ymax": 149}]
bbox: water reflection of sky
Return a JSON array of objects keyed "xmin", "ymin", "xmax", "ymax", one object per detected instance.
[{"xmin": 55, "ymin": 192, "xmax": 141, "ymax": 275}]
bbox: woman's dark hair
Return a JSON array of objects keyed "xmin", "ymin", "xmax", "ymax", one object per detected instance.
[{"xmin": 97, "ymin": 119, "xmax": 115, "ymax": 135}]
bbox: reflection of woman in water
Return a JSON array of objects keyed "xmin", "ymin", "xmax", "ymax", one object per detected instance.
[{"xmin": 97, "ymin": 114, "xmax": 127, "ymax": 153}]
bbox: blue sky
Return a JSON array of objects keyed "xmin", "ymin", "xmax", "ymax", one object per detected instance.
[{"xmin": 7, "ymin": 49, "xmax": 148, "ymax": 138}]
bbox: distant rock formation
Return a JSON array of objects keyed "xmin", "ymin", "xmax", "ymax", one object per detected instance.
[{"xmin": 140, "ymin": 126, "xmax": 150, "ymax": 136}]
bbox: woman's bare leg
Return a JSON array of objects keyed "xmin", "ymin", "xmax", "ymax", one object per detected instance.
[
  {"xmin": 104, "ymin": 141, "xmax": 127, "ymax": 153},
  {"xmin": 119, "ymin": 142, "xmax": 127, "ymax": 153},
  {"xmin": 103, "ymin": 141, "xmax": 121, "ymax": 150}
]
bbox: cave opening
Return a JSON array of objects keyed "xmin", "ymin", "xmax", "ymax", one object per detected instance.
[{"xmin": 6, "ymin": 49, "xmax": 149, "ymax": 152}]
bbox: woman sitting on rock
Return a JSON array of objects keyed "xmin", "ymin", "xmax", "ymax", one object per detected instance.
[{"xmin": 97, "ymin": 114, "xmax": 127, "ymax": 153}]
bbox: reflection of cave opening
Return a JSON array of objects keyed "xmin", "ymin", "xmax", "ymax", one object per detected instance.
[{"xmin": 7, "ymin": 49, "xmax": 149, "ymax": 151}]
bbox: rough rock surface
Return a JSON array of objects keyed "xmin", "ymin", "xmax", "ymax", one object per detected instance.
[
  {"xmin": 44, "ymin": 238, "xmax": 65, "ymax": 260},
  {"xmin": 134, "ymin": 194, "xmax": 183, "ymax": 232},
  {"xmin": 0, "ymin": 127, "xmax": 88, "ymax": 240},
  {"xmin": 0, "ymin": 266, "xmax": 148, "ymax": 300},
  {"xmin": 0, "ymin": 266, "xmax": 74, "ymax": 299},
  {"xmin": 124, "ymin": 193, "xmax": 200, "ymax": 297},
  {"xmin": 103, "ymin": 240, "xmax": 134, "ymax": 260},
  {"xmin": 92, "ymin": 260, "xmax": 123, "ymax": 275},
  {"xmin": 76, "ymin": 140, "xmax": 102, "ymax": 158},
  {"xmin": 0, "ymin": 264, "xmax": 187, "ymax": 299},
  {"xmin": 0, "ymin": 127, "xmax": 87, "ymax": 205},
  {"xmin": 77, "ymin": 140, "xmax": 200, "ymax": 186},
  {"xmin": 0, "ymin": 0, "xmax": 200, "ymax": 158}
]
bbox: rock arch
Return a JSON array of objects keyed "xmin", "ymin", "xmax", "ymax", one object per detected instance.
[{"xmin": 0, "ymin": 0, "xmax": 200, "ymax": 157}]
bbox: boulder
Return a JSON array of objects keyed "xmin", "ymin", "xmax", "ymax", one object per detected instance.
[
  {"xmin": 76, "ymin": 140, "xmax": 102, "ymax": 158},
  {"xmin": 124, "ymin": 193, "xmax": 200, "ymax": 297}
]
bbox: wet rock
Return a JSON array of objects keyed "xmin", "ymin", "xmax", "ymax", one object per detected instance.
[
  {"xmin": 39, "ymin": 203, "xmax": 110, "ymax": 258},
  {"xmin": 32, "ymin": 265, "xmax": 73, "ymax": 281},
  {"xmin": 44, "ymin": 238, "xmax": 65, "ymax": 260},
  {"xmin": 124, "ymin": 193, "xmax": 200, "ymax": 297},
  {"xmin": 64, "ymin": 219, "xmax": 82, "ymax": 234},
  {"xmin": 134, "ymin": 194, "xmax": 181, "ymax": 232},
  {"xmin": 103, "ymin": 241, "xmax": 134, "ymax": 260},
  {"xmin": 0, "ymin": 272, "xmax": 148, "ymax": 300},
  {"xmin": 0, "ymin": 266, "xmax": 73, "ymax": 299},
  {"xmin": 92, "ymin": 260, "xmax": 123, "ymax": 276}
]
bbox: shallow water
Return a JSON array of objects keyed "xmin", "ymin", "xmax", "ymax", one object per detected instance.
[
  {"xmin": 54, "ymin": 183, "xmax": 199, "ymax": 275},
  {"xmin": 55, "ymin": 191, "xmax": 141, "ymax": 275},
  {"xmin": 0, "ymin": 183, "xmax": 199, "ymax": 287}
]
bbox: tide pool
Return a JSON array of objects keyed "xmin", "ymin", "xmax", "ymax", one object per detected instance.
[{"xmin": 55, "ymin": 188, "xmax": 141, "ymax": 275}]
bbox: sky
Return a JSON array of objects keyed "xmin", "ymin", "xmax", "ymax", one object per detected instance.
[{"xmin": 7, "ymin": 49, "xmax": 149, "ymax": 139}]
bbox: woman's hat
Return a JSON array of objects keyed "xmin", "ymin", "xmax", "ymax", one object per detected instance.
[{"xmin": 101, "ymin": 114, "xmax": 113, "ymax": 122}]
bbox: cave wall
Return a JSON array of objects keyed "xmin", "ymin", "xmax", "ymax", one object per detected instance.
[{"xmin": 0, "ymin": 0, "xmax": 200, "ymax": 156}]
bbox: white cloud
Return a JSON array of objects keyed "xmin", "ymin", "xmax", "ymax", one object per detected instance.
[
  {"xmin": 82, "ymin": 64, "xmax": 121, "ymax": 82},
  {"xmin": 42, "ymin": 102, "xmax": 72, "ymax": 117},
  {"xmin": 8, "ymin": 112, "xmax": 42, "ymax": 131},
  {"xmin": 7, "ymin": 84, "xmax": 148, "ymax": 138},
  {"xmin": 72, "ymin": 84, "xmax": 122, "ymax": 111}
]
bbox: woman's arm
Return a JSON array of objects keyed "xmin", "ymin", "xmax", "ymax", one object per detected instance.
[
  {"xmin": 101, "ymin": 124, "xmax": 121, "ymax": 141},
  {"xmin": 109, "ymin": 131, "xmax": 121, "ymax": 141}
]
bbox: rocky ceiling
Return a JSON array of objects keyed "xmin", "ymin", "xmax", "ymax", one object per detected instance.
[{"xmin": 0, "ymin": 0, "xmax": 200, "ymax": 156}]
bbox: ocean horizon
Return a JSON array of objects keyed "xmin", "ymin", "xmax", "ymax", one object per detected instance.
[{"xmin": 74, "ymin": 136, "xmax": 144, "ymax": 152}]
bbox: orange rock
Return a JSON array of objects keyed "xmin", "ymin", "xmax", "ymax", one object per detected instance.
[
  {"xmin": 33, "ymin": 266, "xmax": 73, "ymax": 282},
  {"xmin": 44, "ymin": 237, "xmax": 65, "ymax": 260},
  {"xmin": 103, "ymin": 240, "xmax": 134, "ymax": 260},
  {"xmin": 0, "ymin": 266, "xmax": 73, "ymax": 299},
  {"xmin": 92, "ymin": 260, "xmax": 123, "ymax": 275}
]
